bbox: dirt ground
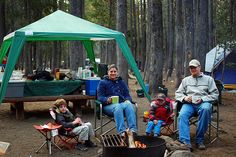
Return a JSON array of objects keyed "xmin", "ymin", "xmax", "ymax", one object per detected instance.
[{"xmin": 0, "ymin": 78, "xmax": 236, "ymax": 157}]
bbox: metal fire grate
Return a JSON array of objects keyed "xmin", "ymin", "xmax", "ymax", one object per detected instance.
[{"xmin": 101, "ymin": 134, "xmax": 127, "ymax": 147}]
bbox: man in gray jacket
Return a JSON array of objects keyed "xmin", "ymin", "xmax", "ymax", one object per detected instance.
[{"xmin": 175, "ymin": 59, "xmax": 219, "ymax": 151}]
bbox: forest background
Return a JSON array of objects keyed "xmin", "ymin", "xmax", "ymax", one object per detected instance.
[{"xmin": 0, "ymin": 0, "xmax": 236, "ymax": 96}]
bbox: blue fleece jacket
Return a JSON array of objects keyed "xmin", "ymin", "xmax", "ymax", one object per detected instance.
[{"xmin": 97, "ymin": 76, "xmax": 132, "ymax": 105}]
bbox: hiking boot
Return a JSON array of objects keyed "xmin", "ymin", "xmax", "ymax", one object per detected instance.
[
  {"xmin": 75, "ymin": 143, "xmax": 88, "ymax": 151},
  {"xmin": 196, "ymin": 143, "xmax": 206, "ymax": 150}
]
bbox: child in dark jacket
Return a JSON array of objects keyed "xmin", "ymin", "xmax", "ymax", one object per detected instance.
[
  {"xmin": 145, "ymin": 93, "xmax": 174, "ymax": 136},
  {"xmin": 53, "ymin": 99, "xmax": 96, "ymax": 151}
]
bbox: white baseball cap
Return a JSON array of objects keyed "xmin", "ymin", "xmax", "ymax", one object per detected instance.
[{"xmin": 189, "ymin": 59, "xmax": 201, "ymax": 67}]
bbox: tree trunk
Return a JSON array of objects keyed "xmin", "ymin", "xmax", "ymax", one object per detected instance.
[
  {"xmin": 106, "ymin": 41, "xmax": 117, "ymax": 65},
  {"xmin": 0, "ymin": 1, "xmax": 6, "ymax": 45},
  {"xmin": 100, "ymin": 41, "xmax": 107, "ymax": 63},
  {"xmin": 231, "ymin": 0, "xmax": 236, "ymax": 38},
  {"xmin": 129, "ymin": 0, "xmax": 134, "ymax": 56},
  {"xmin": 51, "ymin": 41, "xmax": 61, "ymax": 71},
  {"xmin": 32, "ymin": 43, "xmax": 36, "ymax": 70},
  {"xmin": 144, "ymin": 1, "xmax": 151, "ymax": 82},
  {"xmin": 166, "ymin": 0, "xmax": 174, "ymax": 81},
  {"xmin": 194, "ymin": 0, "xmax": 209, "ymax": 70},
  {"xmin": 69, "ymin": 0, "xmax": 85, "ymax": 71},
  {"xmin": 175, "ymin": 0, "xmax": 184, "ymax": 88},
  {"xmin": 136, "ymin": 2, "xmax": 141, "ymax": 69},
  {"xmin": 35, "ymin": 42, "xmax": 43, "ymax": 69},
  {"xmin": 140, "ymin": 0, "xmax": 146, "ymax": 71},
  {"xmin": 24, "ymin": 44, "xmax": 33, "ymax": 75},
  {"xmin": 208, "ymin": 0, "xmax": 214, "ymax": 50},
  {"xmin": 23, "ymin": 0, "xmax": 33, "ymax": 75},
  {"xmin": 182, "ymin": 0, "xmax": 194, "ymax": 76},
  {"xmin": 148, "ymin": 0, "xmax": 164, "ymax": 96},
  {"xmin": 132, "ymin": 0, "xmax": 137, "ymax": 59},
  {"xmin": 106, "ymin": 0, "xmax": 116, "ymax": 65},
  {"xmin": 117, "ymin": 0, "xmax": 128, "ymax": 84}
]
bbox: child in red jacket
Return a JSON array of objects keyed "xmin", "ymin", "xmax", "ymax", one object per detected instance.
[{"xmin": 146, "ymin": 93, "xmax": 174, "ymax": 136}]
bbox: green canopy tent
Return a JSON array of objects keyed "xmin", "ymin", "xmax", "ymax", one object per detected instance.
[{"xmin": 0, "ymin": 10, "xmax": 151, "ymax": 104}]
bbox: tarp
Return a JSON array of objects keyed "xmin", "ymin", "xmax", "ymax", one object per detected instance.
[
  {"xmin": 205, "ymin": 45, "xmax": 236, "ymax": 89},
  {"xmin": 0, "ymin": 10, "xmax": 151, "ymax": 104}
]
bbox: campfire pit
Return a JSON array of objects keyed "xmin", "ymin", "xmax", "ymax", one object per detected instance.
[{"xmin": 101, "ymin": 134, "xmax": 166, "ymax": 157}]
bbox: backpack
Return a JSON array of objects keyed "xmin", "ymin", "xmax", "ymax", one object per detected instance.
[{"xmin": 32, "ymin": 68, "xmax": 54, "ymax": 81}]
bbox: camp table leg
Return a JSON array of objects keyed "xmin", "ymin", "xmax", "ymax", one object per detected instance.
[{"xmin": 12, "ymin": 102, "xmax": 24, "ymax": 120}]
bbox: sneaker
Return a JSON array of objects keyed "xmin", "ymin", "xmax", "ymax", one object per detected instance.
[
  {"xmin": 180, "ymin": 141, "xmax": 193, "ymax": 152},
  {"xmin": 120, "ymin": 132, "xmax": 126, "ymax": 138},
  {"xmin": 154, "ymin": 133, "xmax": 160, "ymax": 137},
  {"xmin": 75, "ymin": 143, "xmax": 88, "ymax": 151},
  {"xmin": 132, "ymin": 131, "xmax": 137, "ymax": 136},
  {"xmin": 196, "ymin": 143, "xmax": 206, "ymax": 150},
  {"xmin": 84, "ymin": 140, "xmax": 97, "ymax": 147},
  {"xmin": 146, "ymin": 132, "xmax": 151, "ymax": 136}
]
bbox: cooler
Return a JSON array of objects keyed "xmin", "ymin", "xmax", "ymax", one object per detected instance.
[
  {"xmin": 0, "ymin": 81, "xmax": 25, "ymax": 98},
  {"xmin": 85, "ymin": 77, "xmax": 100, "ymax": 96}
]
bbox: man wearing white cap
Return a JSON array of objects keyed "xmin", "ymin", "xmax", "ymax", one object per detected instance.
[{"xmin": 175, "ymin": 59, "xmax": 219, "ymax": 151}]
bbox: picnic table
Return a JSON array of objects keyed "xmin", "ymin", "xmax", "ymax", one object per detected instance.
[{"xmin": 2, "ymin": 80, "xmax": 95, "ymax": 120}]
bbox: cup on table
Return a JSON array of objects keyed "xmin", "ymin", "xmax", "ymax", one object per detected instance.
[{"xmin": 111, "ymin": 96, "xmax": 119, "ymax": 104}]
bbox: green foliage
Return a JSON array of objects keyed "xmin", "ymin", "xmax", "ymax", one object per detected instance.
[
  {"xmin": 85, "ymin": 0, "xmax": 116, "ymax": 28},
  {"xmin": 215, "ymin": 0, "xmax": 236, "ymax": 49},
  {"xmin": 4, "ymin": 0, "xmax": 61, "ymax": 32}
]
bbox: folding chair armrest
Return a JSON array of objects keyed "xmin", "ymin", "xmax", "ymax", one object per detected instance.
[
  {"xmin": 173, "ymin": 100, "xmax": 183, "ymax": 131},
  {"xmin": 133, "ymin": 102, "xmax": 138, "ymax": 109},
  {"xmin": 211, "ymin": 100, "xmax": 219, "ymax": 116},
  {"xmin": 95, "ymin": 100, "xmax": 102, "ymax": 105},
  {"xmin": 94, "ymin": 100, "xmax": 103, "ymax": 120},
  {"xmin": 96, "ymin": 100, "xmax": 103, "ymax": 112},
  {"xmin": 49, "ymin": 108, "xmax": 56, "ymax": 120},
  {"xmin": 174, "ymin": 100, "xmax": 183, "ymax": 116},
  {"xmin": 212, "ymin": 100, "xmax": 218, "ymax": 106},
  {"xmin": 130, "ymin": 100, "xmax": 136, "ymax": 104},
  {"xmin": 129, "ymin": 100, "xmax": 138, "ymax": 109}
]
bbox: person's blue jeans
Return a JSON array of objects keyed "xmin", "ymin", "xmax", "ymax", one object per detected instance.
[
  {"xmin": 146, "ymin": 120, "xmax": 164, "ymax": 136},
  {"xmin": 178, "ymin": 102, "xmax": 212, "ymax": 145},
  {"xmin": 103, "ymin": 101, "xmax": 137, "ymax": 134}
]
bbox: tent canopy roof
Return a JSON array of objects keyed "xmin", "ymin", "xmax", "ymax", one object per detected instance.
[{"xmin": 4, "ymin": 10, "xmax": 122, "ymax": 41}]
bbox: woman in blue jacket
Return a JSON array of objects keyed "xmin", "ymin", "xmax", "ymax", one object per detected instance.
[{"xmin": 97, "ymin": 64, "xmax": 137, "ymax": 136}]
